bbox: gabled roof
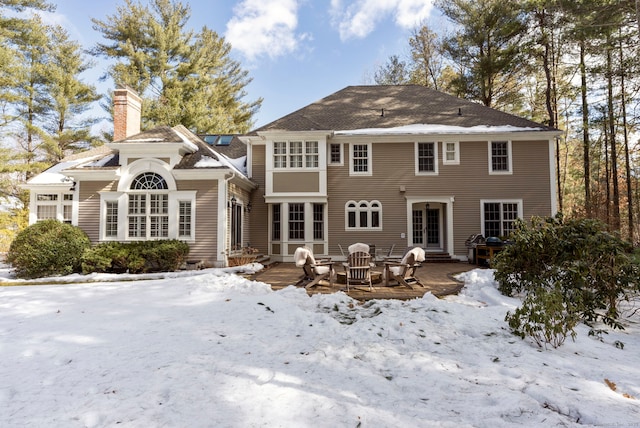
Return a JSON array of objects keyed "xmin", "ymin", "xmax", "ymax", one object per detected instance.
[{"xmin": 251, "ymin": 85, "xmax": 558, "ymax": 134}]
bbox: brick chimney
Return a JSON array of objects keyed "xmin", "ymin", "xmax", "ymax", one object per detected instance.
[{"xmin": 113, "ymin": 85, "xmax": 142, "ymax": 141}]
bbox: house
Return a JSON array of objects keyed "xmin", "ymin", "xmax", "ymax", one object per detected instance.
[
  {"xmin": 24, "ymin": 84, "xmax": 560, "ymax": 267},
  {"xmin": 241, "ymin": 85, "xmax": 560, "ymax": 262},
  {"xmin": 23, "ymin": 86, "xmax": 256, "ymax": 267}
]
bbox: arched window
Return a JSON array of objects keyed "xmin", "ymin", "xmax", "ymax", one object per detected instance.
[
  {"xmin": 130, "ymin": 172, "xmax": 168, "ymax": 190},
  {"xmin": 128, "ymin": 173, "xmax": 169, "ymax": 238},
  {"xmin": 345, "ymin": 200, "xmax": 382, "ymax": 230}
]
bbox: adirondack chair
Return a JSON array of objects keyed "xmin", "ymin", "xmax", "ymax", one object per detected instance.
[
  {"xmin": 383, "ymin": 247, "xmax": 425, "ymax": 289},
  {"xmin": 293, "ymin": 247, "xmax": 334, "ymax": 289},
  {"xmin": 342, "ymin": 251, "xmax": 373, "ymax": 292}
]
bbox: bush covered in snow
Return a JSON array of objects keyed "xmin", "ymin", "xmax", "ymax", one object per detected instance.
[
  {"xmin": 7, "ymin": 219, "xmax": 91, "ymax": 279},
  {"xmin": 81, "ymin": 240, "xmax": 190, "ymax": 274},
  {"xmin": 493, "ymin": 215, "xmax": 639, "ymax": 347}
]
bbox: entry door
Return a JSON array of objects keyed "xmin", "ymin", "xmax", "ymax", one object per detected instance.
[{"xmin": 425, "ymin": 207, "xmax": 441, "ymax": 250}]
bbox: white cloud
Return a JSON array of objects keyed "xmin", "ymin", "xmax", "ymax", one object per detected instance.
[
  {"xmin": 330, "ymin": 0, "xmax": 435, "ymax": 41},
  {"xmin": 225, "ymin": 0, "xmax": 308, "ymax": 61}
]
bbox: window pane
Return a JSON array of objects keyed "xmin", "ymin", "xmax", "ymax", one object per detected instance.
[
  {"xmin": 288, "ymin": 203, "xmax": 304, "ymax": 240},
  {"xmin": 179, "ymin": 201, "xmax": 192, "ymax": 237},
  {"xmin": 36, "ymin": 205, "xmax": 56, "ymax": 220},
  {"xmin": 418, "ymin": 142, "xmax": 435, "ymax": 172},
  {"xmin": 348, "ymin": 211, "xmax": 356, "ymax": 228},
  {"xmin": 330, "ymin": 143, "xmax": 341, "ymax": 163},
  {"xmin": 272, "ymin": 204, "xmax": 281, "ymax": 240},
  {"xmin": 502, "ymin": 203, "xmax": 518, "ymax": 236},
  {"xmin": 274, "ymin": 142, "xmax": 286, "ymax": 168},
  {"xmin": 446, "ymin": 142, "xmax": 456, "ymax": 161},
  {"xmin": 131, "ymin": 172, "xmax": 167, "ymax": 190},
  {"xmin": 63, "ymin": 205, "xmax": 72, "ymax": 223},
  {"xmin": 313, "ymin": 203, "xmax": 323, "ymax": 240},
  {"xmin": 306, "ymin": 141, "xmax": 318, "ymax": 168},
  {"xmin": 359, "ymin": 211, "xmax": 368, "ymax": 228},
  {"xmin": 371, "ymin": 211, "xmax": 380, "ymax": 228},
  {"xmin": 484, "ymin": 202, "xmax": 501, "ymax": 237},
  {"xmin": 491, "ymin": 142, "xmax": 508, "ymax": 171},
  {"xmin": 289, "ymin": 141, "xmax": 302, "ymax": 168},
  {"xmin": 106, "ymin": 201, "xmax": 118, "ymax": 237},
  {"xmin": 352, "ymin": 144, "xmax": 368, "ymax": 172}
]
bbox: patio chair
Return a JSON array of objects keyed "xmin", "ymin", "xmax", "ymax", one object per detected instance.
[
  {"xmin": 293, "ymin": 247, "xmax": 334, "ymax": 289},
  {"xmin": 343, "ymin": 251, "xmax": 373, "ymax": 292},
  {"xmin": 383, "ymin": 247, "xmax": 426, "ymax": 289}
]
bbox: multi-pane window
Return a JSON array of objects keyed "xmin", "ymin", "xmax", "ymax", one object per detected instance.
[
  {"xmin": 329, "ymin": 143, "xmax": 342, "ymax": 164},
  {"xmin": 128, "ymin": 172, "xmax": 169, "ymax": 239},
  {"xmin": 443, "ymin": 141, "xmax": 459, "ymax": 165},
  {"xmin": 105, "ymin": 201, "xmax": 118, "ymax": 237},
  {"xmin": 62, "ymin": 194, "xmax": 73, "ymax": 223},
  {"xmin": 313, "ymin": 203, "xmax": 324, "ymax": 240},
  {"xmin": 483, "ymin": 201, "xmax": 520, "ymax": 238},
  {"xmin": 490, "ymin": 141, "xmax": 511, "ymax": 173},
  {"xmin": 289, "ymin": 203, "xmax": 304, "ymax": 240},
  {"xmin": 35, "ymin": 193, "xmax": 74, "ymax": 222},
  {"xmin": 231, "ymin": 204, "xmax": 242, "ymax": 249},
  {"xmin": 351, "ymin": 143, "xmax": 370, "ymax": 174},
  {"xmin": 346, "ymin": 200, "xmax": 382, "ymax": 229},
  {"xmin": 178, "ymin": 201, "xmax": 192, "ymax": 238},
  {"xmin": 412, "ymin": 210, "xmax": 423, "ymax": 244},
  {"xmin": 274, "ymin": 142, "xmax": 286, "ymax": 168},
  {"xmin": 272, "ymin": 204, "xmax": 281, "ymax": 240},
  {"xmin": 289, "ymin": 141, "xmax": 303, "ymax": 168},
  {"xmin": 273, "ymin": 141, "xmax": 319, "ymax": 168},
  {"xmin": 417, "ymin": 142, "xmax": 436, "ymax": 173},
  {"xmin": 306, "ymin": 141, "xmax": 319, "ymax": 167}
]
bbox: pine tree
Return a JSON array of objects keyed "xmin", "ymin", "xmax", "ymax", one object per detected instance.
[
  {"xmin": 374, "ymin": 55, "xmax": 409, "ymax": 85},
  {"xmin": 91, "ymin": 0, "xmax": 262, "ymax": 133},
  {"xmin": 437, "ymin": 0, "xmax": 528, "ymax": 109}
]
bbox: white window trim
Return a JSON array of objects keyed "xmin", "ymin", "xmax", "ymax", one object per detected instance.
[
  {"xmin": 479, "ymin": 199, "xmax": 523, "ymax": 237},
  {"xmin": 99, "ymin": 190, "xmax": 196, "ymax": 242},
  {"xmin": 273, "ymin": 140, "xmax": 320, "ymax": 170},
  {"xmin": 488, "ymin": 140, "xmax": 513, "ymax": 175},
  {"xmin": 345, "ymin": 200, "xmax": 382, "ymax": 230},
  {"xmin": 328, "ymin": 142, "xmax": 343, "ymax": 166},
  {"xmin": 415, "ymin": 142, "xmax": 439, "ymax": 175},
  {"xmin": 349, "ymin": 142, "xmax": 372, "ymax": 176},
  {"xmin": 32, "ymin": 192, "xmax": 75, "ymax": 224},
  {"xmin": 442, "ymin": 141, "xmax": 460, "ymax": 165}
]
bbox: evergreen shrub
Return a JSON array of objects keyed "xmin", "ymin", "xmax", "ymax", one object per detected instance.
[
  {"xmin": 81, "ymin": 240, "xmax": 190, "ymax": 274},
  {"xmin": 7, "ymin": 220, "xmax": 91, "ymax": 279},
  {"xmin": 493, "ymin": 215, "xmax": 639, "ymax": 347}
]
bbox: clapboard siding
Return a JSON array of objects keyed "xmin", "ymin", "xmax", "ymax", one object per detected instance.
[
  {"xmin": 178, "ymin": 180, "xmax": 218, "ymax": 264},
  {"xmin": 78, "ymin": 181, "xmax": 115, "ymax": 243}
]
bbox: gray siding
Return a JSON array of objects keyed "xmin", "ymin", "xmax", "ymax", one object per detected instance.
[{"xmin": 249, "ymin": 146, "xmax": 269, "ymax": 255}]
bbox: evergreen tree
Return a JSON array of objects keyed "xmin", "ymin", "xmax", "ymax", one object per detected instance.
[
  {"xmin": 40, "ymin": 25, "xmax": 101, "ymax": 162},
  {"xmin": 437, "ymin": 0, "xmax": 529, "ymax": 109},
  {"xmin": 91, "ymin": 0, "xmax": 262, "ymax": 133},
  {"xmin": 374, "ymin": 55, "xmax": 409, "ymax": 85}
]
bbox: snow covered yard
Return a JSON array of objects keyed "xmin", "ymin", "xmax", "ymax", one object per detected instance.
[{"xmin": 0, "ymin": 264, "xmax": 638, "ymax": 427}]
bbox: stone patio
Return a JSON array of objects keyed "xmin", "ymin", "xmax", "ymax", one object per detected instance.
[{"xmin": 249, "ymin": 261, "xmax": 479, "ymax": 301}]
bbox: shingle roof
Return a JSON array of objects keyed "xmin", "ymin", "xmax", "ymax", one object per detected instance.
[{"xmin": 251, "ymin": 85, "xmax": 557, "ymax": 134}]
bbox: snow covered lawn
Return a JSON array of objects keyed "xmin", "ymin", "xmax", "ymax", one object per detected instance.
[{"xmin": 0, "ymin": 265, "xmax": 638, "ymax": 427}]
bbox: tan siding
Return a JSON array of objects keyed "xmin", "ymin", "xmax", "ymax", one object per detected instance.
[
  {"xmin": 249, "ymin": 146, "xmax": 269, "ymax": 255},
  {"xmin": 327, "ymin": 140, "xmax": 552, "ymax": 257},
  {"xmin": 178, "ymin": 180, "xmax": 218, "ymax": 265},
  {"xmin": 273, "ymin": 172, "xmax": 319, "ymax": 192},
  {"xmin": 252, "ymin": 139, "xmax": 551, "ymax": 259},
  {"xmin": 78, "ymin": 181, "xmax": 116, "ymax": 243}
]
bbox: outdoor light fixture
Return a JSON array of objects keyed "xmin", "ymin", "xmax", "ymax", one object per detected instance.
[
  {"xmin": 245, "ymin": 201, "xmax": 252, "ymax": 213},
  {"xmin": 229, "ymin": 195, "xmax": 237, "ymax": 207}
]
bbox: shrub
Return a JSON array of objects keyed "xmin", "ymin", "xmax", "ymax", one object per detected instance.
[
  {"xmin": 82, "ymin": 240, "xmax": 190, "ymax": 274},
  {"xmin": 494, "ymin": 215, "xmax": 639, "ymax": 347},
  {"xmin": 7, "ymin": 220, "xmax": 91, "ymax": 279}
]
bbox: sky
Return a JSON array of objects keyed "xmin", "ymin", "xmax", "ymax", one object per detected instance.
[
  {"xmin": 1, "ymin": 263, "xmax": 639, "ymax": 426},
  {"xmin": 37, "ymin": 0, "xmax": 444, "ymax": 132}
]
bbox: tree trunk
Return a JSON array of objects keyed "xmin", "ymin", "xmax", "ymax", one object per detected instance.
[
  {"xmin": 606, "ymin": 40, "xmax": 621, "ymax": 232},
  {"xmin": 618, "ymin": 35, "xmax": 633, "ymax": 242},
  {"xmin": 580, "ymin": 41, "xmax": 591, "ymax": 217}
]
